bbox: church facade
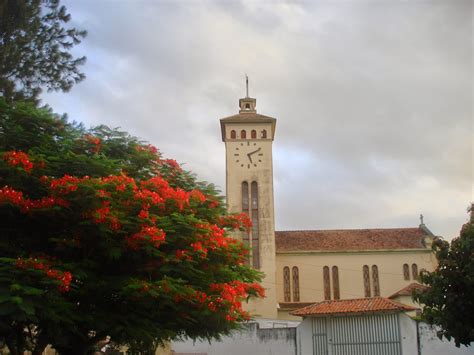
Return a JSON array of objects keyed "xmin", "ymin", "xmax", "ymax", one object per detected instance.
[{"xmin": 220, "ymin": 94, "xmax": 437, "ymax": 320}]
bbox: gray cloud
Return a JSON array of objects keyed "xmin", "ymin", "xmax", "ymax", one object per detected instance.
[{"xmin": 44, "ymin": 0, "xmax": 473, "ymax": 240}]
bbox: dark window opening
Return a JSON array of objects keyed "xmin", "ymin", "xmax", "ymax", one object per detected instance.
[
  {"xmin": 323, "ymin": 266, "xmax": 331, "ymax": 300},
  {"xmin": 292, "ymin": 267, "xmax": 300, "ymax": 302},
  {"xmin": 283, "ymin": 267, "xmax": 291, "ymax": 302}
]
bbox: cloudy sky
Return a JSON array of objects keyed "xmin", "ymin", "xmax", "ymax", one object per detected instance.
[{"xmin": 43, "ymin": 0, "xmax": 473, "ymax": 240}]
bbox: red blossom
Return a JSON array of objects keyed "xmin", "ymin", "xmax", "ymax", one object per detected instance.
[
  {"xmin": 3, "ymin": 151, "xmax": 33, "ymax": 173},
  {"xmin": 84, "ymin": 134, "xmax": 102, "ymax": 153},
  {"xmin": 15, "ymin": 257, "xmax": 73, "ymax": 293},
  {"xmin": 127, "ymin": 225, "xmax": 166, "ymax": 250}
]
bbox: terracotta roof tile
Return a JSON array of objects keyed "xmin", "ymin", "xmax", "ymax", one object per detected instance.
[
  {"xmin": 275, "ymin": 227, "xmax": 429, "ymax": 252},
  {"xmin": 291, "ymin": 297, "xmax": 418, "ymax": 317},
  {"xmin": 389, "ymin": 283, "xmax": 429, "ymax": 299}
]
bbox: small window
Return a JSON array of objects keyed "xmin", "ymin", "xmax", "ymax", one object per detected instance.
[
  {"xmin": 251, "ymin": 130, "xmax": 257, "ymax": 139},
  {"xmin": 363, "ymin": 265, "xmax": 371, "ymax": 297},
  {"xmin": 283, "ymin": 267, "xmax": 291, "ymax": 302},
  {"xmin": 245, "ymin": 103, "xmax": 250, "ymax": 109},
  {"xmin": 403, "ymin": 264, "xmax": 410, "ymax": 280},
  {"xmin": 230, "ymin": 130, "xmax": 236, "ymax": 139},
  {"xmin": 332, "ymin": 266, "xmax": 340, "ymax": 300},
  {"xmin": 323, "ymin": 266, "xmax": 331, "ymax": 300},
  {"xmin": 241, "ymin": 130, "xmax": 246, "ymax": 139},
  {"xmin": 292, "ymin": 267, "xmax": 300, "ymax": 302},
  {"xmin": 261, "ymin": 130, "xmax": 267, "ymax": 139},
  {"xmin": 412, "ymin": 264, "xmax": 418, "ymax": 279},
  {"xmin": 372, "ymin": 265, "xmax": 380, "ymax": 296}
]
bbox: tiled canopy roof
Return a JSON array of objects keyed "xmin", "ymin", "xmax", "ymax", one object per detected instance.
[
  {"xmin": 291, "ymin": 297, "xmax": 418, "ymax": 317},
  {"xmin": 389, "ymin": 283, "xmax": 429, "ymax": 299},
  {"xmin": 275, "ymin": 227, "xmax": 430, "ymax": 252}
]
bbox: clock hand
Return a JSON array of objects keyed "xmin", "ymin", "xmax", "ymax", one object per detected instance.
[
  {"xmin": 248, "ymin": 147, "xmax": 261, "ymax": 156},
  {"xmin": 247, "ymin": 153, "xmax": 253, "ymax": 163}
]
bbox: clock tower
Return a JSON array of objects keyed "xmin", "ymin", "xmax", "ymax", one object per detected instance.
[{"xmin": 220, "ymin": 91, "xmax": 277, "ymax": 319}]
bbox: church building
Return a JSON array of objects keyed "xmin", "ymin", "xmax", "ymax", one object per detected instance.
[{"xmin": 219, "ymin": 91, "xmax": 437, "ymax": 320}]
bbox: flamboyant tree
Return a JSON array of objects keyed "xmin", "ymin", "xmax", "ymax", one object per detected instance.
[
  {"xmin": 0, "ymin": 98, "xmax": 264, "ymax": 355},
  {"xmin": 414, "ymin": 208, "xmax": 474, "ymax": 347}
]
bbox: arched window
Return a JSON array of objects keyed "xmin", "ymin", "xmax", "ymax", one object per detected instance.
[
  {"xmin": 261, "ymin": 130, "xmax": 267, "ymax": 139},
  {"xmin": 363, "ymin": 265, "xmax": 371, "ymax": 297},
  {"xmin": 332, "ymin": 266, "xmax": 340, "ymax": 300},
  {"xmin": 403, "ymin": 264, "xmax": 410, "ymax": 280},
  {"xmin": 412, "ymin": 264, "xmax": 418, "ymax": 279},
  {"xmin": 230, "ymin": 130, "xmax": 236, "ymax": 139},
  {"xmin": 283, "ymin": 267, "xmax": 291, "ymax": 302},
  {"xmin": 245, "ymin": 103, "xmax": 250, "ymax": 109},
  {"xmin": 323, "ymin": 266, "xmax": 331, "ymax": 300},
  {"xmin": 241, "ymin": 182, "xmax": 249, "ymax": 264},
  {"xmin": 251, "ymin": 130, "xmax": 257, "ymax": 139},
  {"xmin": 240, "ymin": 130, "xmax": 246, "ymax": 139},
  {"xmin": 372, "ymin": 265, "xmax": 380, "ymax": 296},
  {"xmin": 292, "ymin": 267, "xmax": 300, "ymax": 302},
  {"xmin": 251, "ymin": 182, "xmax": 259, "ymax": 269}
]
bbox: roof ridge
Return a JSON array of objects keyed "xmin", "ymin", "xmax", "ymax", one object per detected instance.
[{"xmin": 275, "ymin": 227, "xmax": 421, "ymax": 233}]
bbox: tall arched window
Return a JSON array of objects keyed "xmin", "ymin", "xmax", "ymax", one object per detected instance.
[
  {"xmin": 403, "ymin": 264, "xmax": 410, "ymax": 280},
  {"xmin": 412, "ymin": 264, "xmax": 418, "ymax": 279},
  {"xmin": 251, "ymin": 182, "xmax": 259, "ymax": 269},
  {"xmin": 240, "ymin": 130, "xmax": 246, "ymax": 139},
  {"xmin": 332, "ymin": 266, "xmax": 340, "ymax": 300},
  {"xmin": 372, "ymin": 265, "xmax": 380, "ymax": 296},
  {"xmin": 241, "ymin": 182, "xmax": 249, "ymax": 265},
  {"xmin": 251, "ymin": 130, "xmax": 257, "ymax": 139},
  {"xmin": 283, "ymin": 267, "xmax": 291, "ymax": 302},
  {"xmin": 323, "ymin": 266, "xmax": 331, "ymax": 300},
  {"xmin": 261, "ymin": 130, "xmax": 267, "ymax": 139},
  {"xmin": 363, "ymin": 265, "xmax": 371, "ymax": 297},
  {"xmin": 230, "ymin": 130, "xmax": 236, "ymax": 139},
  {"xmin": 292, "ymin": 267, "xmax": 300, "ymax": 302}
]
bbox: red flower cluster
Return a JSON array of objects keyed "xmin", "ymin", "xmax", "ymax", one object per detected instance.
[
  {"xmin": 90, "ymin": 200, "xmax": 120, "ymax": 230},
  {"xmin": 135, "ymin": 144, "xmax": 159, "ymax": 155},
  {"xmin": 206, "ymin": 280, "xmax": 266, "ymax": 321},
  {"xmin": 84, "ymin": 134, "xmax": 101, "ymax": 153},
  {"xmin": 137, "ymin": 176, "xmax": 206, "ymax": 211},
  {"xmin": 50, "ymin": 175, "xmax": 85, "ymax": 194},
  {"xmin": 15, "ymin": 257, "xmax": 73, "ymax": 292},
  {"xmin": 218, "ymin": 213, "xmax": 252, "ymax": 232},
  {"xmin": 3, "ymin": 151, "xmax": 33, "ymax": 173},
  {"xmin": 102, "ymin": 174, "xmax": 137, "ymax": 192},
  {"xmin": 0, "ymin": 186, "xmax": 69, "ymax": 212},
  {"xmin": 127, "ymin": 225, "xmax": 166, "ymax": 250},
  {"xmin": 163, "ymin": 159, "xmax": 181, "ymax": 170}
]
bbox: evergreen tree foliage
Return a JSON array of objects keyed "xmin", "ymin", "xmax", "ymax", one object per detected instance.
[
  {"xmin": 0, "ymin": 99, "xmax": 263, "ymax": 354},
  {"xmin": 414, "ymin": 208, "xmax": 474, "ymax": 347},
  {"xmin": 0, "ymin": 0, "xmax": 86, "ymax": 102}
]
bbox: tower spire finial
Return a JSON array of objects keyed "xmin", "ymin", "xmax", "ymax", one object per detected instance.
[{"xmin": 245, "ymin": 74, "xmax": 249, "ymax": 98}]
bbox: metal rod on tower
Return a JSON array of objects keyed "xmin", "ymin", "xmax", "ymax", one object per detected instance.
[{"xmin": 246, "ymin": 74, "xmax": 249, "ymax": 98}]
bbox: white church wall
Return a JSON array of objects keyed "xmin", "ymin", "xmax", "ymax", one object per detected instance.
[
  {"xmin": 171, "ymin": 321, "xmax": 297, "ymax": 355},
  {"xmin": 418, "ymin": 322, "xmax": 474, "ymax": 355}
]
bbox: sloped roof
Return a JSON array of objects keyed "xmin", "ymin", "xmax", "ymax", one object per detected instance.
[
  {"xmin": 291, "ymin": 297, "xmax": 418, "ymax": 317},
  {"xmin": 279, "ymin": 302, "xmax": 315, "ymax": 310},
  {"xmin": 389, "ymin": 283, "xmax": 429, "ymax": 299},
  {"xmin": 275, "ymin": 227, "xmax": 430, "ymax": 252}
]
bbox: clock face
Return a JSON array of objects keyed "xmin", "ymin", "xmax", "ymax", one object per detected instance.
[{"xmin": 233, "ymin": 141, "xmax": 264, "ymax": 169}]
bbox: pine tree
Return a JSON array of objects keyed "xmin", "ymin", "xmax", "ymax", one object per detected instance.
[{"xmin": 0, "ymin": 0, "xmax": 86, "ymax": 102}]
